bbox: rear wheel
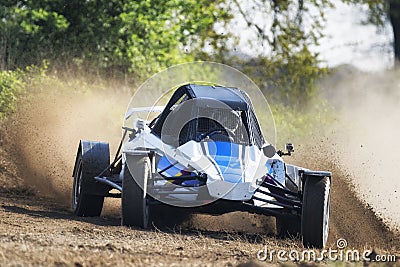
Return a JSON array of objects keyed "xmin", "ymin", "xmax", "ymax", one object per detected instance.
[
  {"xmin": 72, "ymin": 155, "xmax": 104, "ymax": 216},
  {"xmin": 121, "ymin": 156, "xmax": 150, "ymax": 228},
  {"xmin": 301, "ymin": 176, "xmax": 331, "ymax": 248}
]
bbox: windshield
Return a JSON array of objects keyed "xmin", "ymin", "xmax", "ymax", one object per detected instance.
[
  {"xmin": 180, "ymin": 111, "xmax": 250, "ymax": 146},
  {"xmin": 161, "ymin": 100, "xmax": 250, "ymax": 146}
]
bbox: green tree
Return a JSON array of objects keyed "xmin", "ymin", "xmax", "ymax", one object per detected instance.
[
  {"xmin": 117, "ymin": 0, "xmax": 231, "ymax": 76},
  {"xmin": 1, "ymin": 0, "xmax": 334, "ymax": 105},
  {"xmin": 0, "ymin": 1, "xmax": 70, "ymax": 69},
  {"xmin": 229, "ymin": 0, "xmax": 331, "ymax": 105},
  {"xmin": 0, "ymin": 0, "xmax": 231, "ymax": 78}
]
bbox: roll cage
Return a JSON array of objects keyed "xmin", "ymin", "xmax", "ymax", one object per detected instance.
[{"xmin": 151, "ymin": 84, "xmax": 265, "ymax": 148}]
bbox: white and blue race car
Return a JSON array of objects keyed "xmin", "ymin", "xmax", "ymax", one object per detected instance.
[{"xmin": 72, "ymin": 84, "xmax": 331, "ymax": 248}]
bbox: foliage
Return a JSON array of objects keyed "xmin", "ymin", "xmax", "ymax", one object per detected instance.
[
  {"xmin": 0, "ymin": 0, "xmax": 231, "ymax": 78},
  {"xmin": 227, "ymin": 0, "xmax": 333, "ymax": 106},
  {"xmin": 230, "ymin": 47, "xmax": 329, "ymax": 106},
  {"xmin": 340, "ymin": 0, "xmax": 400, "ymax": 62},
  {"xmin": 0, "ymin": 61, "xmax": 49, "ymax": 119},
  {"xmin": 116, "ymin": 0, "xmax": 232, "ymax": 76},
  {"xmin": 232, "ymin": 0, "xmax": 333, "ymax": 56},
  {"xmin": 0, "ymin": 1, "xmax": 70, "ymax": 70},
  {"xmin": 271, "ymin": 98, "xmax": 335, "ymax": 147},
  {"xmin": 341, "ymin": 0, "xmax": 389, "ymax": 27},
  {"xmin": 0, "ymin": 0, "xmax": 341, "ymax": 108},
  {"xmin": 0, "ymin": 70, "xmax": 25, "ymax": 119}
]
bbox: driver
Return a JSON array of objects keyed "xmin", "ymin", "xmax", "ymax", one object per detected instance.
[{"xmin": 197, "ymin": 109, "xmax": 241, "ymax": 142}]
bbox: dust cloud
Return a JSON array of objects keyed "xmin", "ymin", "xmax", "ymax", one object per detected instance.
[
  {"xmin": 3, "ymin": 83, "xmax": 130, "ymax": 204},
  {"xmin": 322, "ymin": 67, "xmax": 400, "ymax": 231},
  {"xmin": 3, "ymin": 69, "xmax": 400, "ymax": 236}
]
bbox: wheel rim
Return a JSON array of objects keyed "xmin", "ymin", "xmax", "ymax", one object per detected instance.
[
  {"xmin": 143, "ymin": 160, "xmax": 150, "ymax": 228},
  {"xmin": 73, "ymin": 161, "xmax": 83, "ymax": 209},
  {"xmin": 322, "ymin": 184, "xmax": 331, "ymax": 246}
]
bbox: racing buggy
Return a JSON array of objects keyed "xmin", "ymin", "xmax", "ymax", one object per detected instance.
[{"xmin": 72, "ymin": 84, "xmax": 331, "ymax": 248}]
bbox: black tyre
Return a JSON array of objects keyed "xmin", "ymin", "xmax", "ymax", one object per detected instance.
[
  {"xmin": 72, "ymin": 154, "xmax": 105, "ymax": 216},
  {"xmin": 301, "ymin": 176, "xmax": 331, "ymax": 248},
  {"xmin": 121, "ymin": 156, "xmax": 150, "ymax": 228},
  {"xmin": 276, "ymin": 216, "xmax": 301, "ymax": 238}
]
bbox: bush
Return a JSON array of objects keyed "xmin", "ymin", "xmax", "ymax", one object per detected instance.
[
  {"xmin": 0, "ymin": 70, "xmax": 25, "ymax": 119},
  {"xmin": 271, "ymin": 98, "xmax": 335, "ymax": 147},
  {"xmin": 0, "ymin": 62, "xmax": 49, "ymax": 119}
]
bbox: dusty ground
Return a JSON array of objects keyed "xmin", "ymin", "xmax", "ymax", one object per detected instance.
[{"xmin": 0, "ymin": 89, "xmax": 399, "ymax": 266}]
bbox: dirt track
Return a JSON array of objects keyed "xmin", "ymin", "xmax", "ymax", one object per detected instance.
[{"xmin": 0, "ymin": 90, "xmax": 399, "ymax": 266}]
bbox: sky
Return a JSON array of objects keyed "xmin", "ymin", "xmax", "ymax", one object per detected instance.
[
  {"xmin": 227, "ymin": 1, "xmax": 394, "ymax": 72},
  {"xmin": 316, "ymin": 1, "xmax": 393, "ymax": 71}
]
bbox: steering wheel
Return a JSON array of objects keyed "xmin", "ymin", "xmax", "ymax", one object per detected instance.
[
  {"xmin": 206, "ymin": 129, "xmax": 226, "ymax": 137},
  {"xmin": 198, "ymin": 129, "xmax": 232, "ymax": 142}
]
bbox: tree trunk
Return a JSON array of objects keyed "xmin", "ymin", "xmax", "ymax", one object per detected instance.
[{"xmin": 389, "ymin": 0, "xmax": 400, "ymax": 65}]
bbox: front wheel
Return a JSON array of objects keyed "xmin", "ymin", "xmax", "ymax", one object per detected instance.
[
  {"xmin": 121, "ymin": 156, "xmax": 150, "ymax": 228},
  {"xmin": 72, "ymin": 155, "xmax": 104, "ymax": 216},
  {"xmin": 301, "ymin": 176, "xmax": 331, "ymax": 248}
]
